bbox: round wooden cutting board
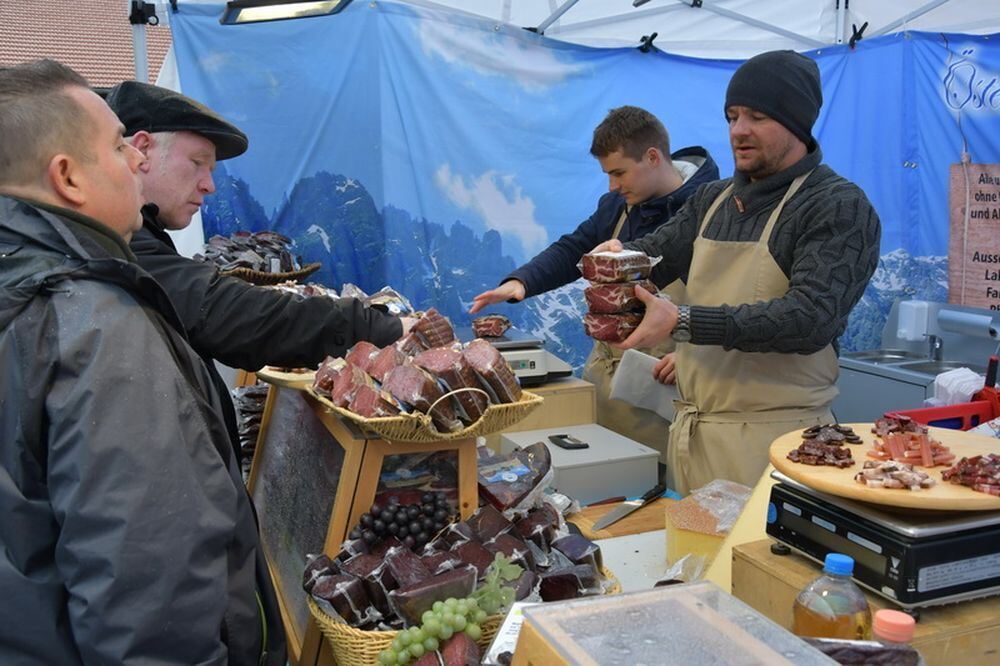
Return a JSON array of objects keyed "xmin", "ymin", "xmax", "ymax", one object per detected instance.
[
  {"xmin": 769, "ymin": 423, "xmax": 1000, "ymax": 510},
  {"xmin": 255, "ymin": 366, "xmax": 315, "ymax": 390}
]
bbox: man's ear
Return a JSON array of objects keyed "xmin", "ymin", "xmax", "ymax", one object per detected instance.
[
  {"xmin": 646, "ymin": 147, "xmax": 663, "ymax": 167},
  {"xmin": 130, "ymin": 131, "xmax": 154, "ymax": 173},
  {"xmin": 46, "ymin": 153, "xmax": 87, "ymax": 206}
]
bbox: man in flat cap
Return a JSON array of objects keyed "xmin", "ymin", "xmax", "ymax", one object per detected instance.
[
  {"xmin": 593, "ymin": 50, "xmax": 881, "ymax": 494},
  {"xmin": 106, "ymin": 81, "xmax": 412, "ymax": 458}
]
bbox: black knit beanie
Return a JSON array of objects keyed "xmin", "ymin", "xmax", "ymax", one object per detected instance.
[{"xmin": 724, "ymin": 50, "xmax": 822, "ymax": 146}]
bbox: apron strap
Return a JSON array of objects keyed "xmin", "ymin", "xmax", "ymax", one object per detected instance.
[
  {"xmin": 610, "ymin": 204, "xmax": 630, "ymax": 241},
  {"xmin": 758, "ymin": 171, "xmax": 813, "ymax": 244},
  {"xmin": 698, "ymin": 184, "xmax": 734, "ymax": 236}
]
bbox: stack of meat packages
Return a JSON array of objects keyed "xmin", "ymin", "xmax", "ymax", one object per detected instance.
[
  {"xmin": 312, "ymin": 308, "xmax": 523, "ymax": 433},
  {"xmin": 580, "ymin": 249, "xmax": 657, "ymax": 343}
]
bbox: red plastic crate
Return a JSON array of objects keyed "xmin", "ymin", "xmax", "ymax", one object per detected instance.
[{"xmin": 887, "ymin": 400, "xmax": 997, "ymax": 431}]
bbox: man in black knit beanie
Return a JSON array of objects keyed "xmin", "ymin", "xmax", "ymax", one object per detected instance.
[{"xmin": 593, "ymin": 50, "xmax": 881, "ymax": 495}]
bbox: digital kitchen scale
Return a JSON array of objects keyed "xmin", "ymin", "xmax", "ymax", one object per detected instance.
[
  {"xmin": 766, "ymin": 471, "xmax": 1000, "ymax": 608},
  {"xmin": 455, "ymin": 326, "xmax": 572, "ymax": 387}
]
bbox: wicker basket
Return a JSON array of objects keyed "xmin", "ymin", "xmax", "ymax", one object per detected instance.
[
  {"xmin": 308, "ymin": 565, "xmax": 621, "ymax": 666},
  {"xmin": 309, "ymin": 387, "xmax": 543, "ymax": 442},
  {"xmin": 219, "ymin": 261, "xmax": 321, "ymax": 285}
]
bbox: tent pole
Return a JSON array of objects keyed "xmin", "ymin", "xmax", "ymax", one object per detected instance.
[
  {"xmin": 129, "ymin": 0, "xmax": 150, "ymax": 82},
  {"xmin": 688, "ymin": 0, "xmax": 825, "ymax": 48},
  {"xmin": 835, "ymin": 0, "xmax": 846, "ymax": 44},
  {"xmin": 536, "ymin": 0, "xmax": 582, "ymax": 35},
  {"xmin": 868, "ymin": 0, "xmax": 951, "ymax": 37}
]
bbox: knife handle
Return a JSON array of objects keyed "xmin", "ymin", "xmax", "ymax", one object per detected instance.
[
  {"xmin": 986, "ymin": 356, "xmax": 998, "ymax": 388},
  {"xmin": 640, "ymin": 482, "xmax": 667, "ymax": 504}
]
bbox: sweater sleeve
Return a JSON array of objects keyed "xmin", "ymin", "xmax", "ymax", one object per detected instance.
[
  {"xmin": 624, "ymin": 188, "xmax": 704, "ymax": 289},
  {"xmin": 689, "ymin": 183, "xmax": 881, "ymax": 352}
]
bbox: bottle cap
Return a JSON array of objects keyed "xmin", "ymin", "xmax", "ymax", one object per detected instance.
[
  {"xmin": 874, "ymin": 609, "xmax": 915, "ymax": 643},
  {"xmin": 823, "ymin": 553, "xmax": 854, "ymax": 576}
]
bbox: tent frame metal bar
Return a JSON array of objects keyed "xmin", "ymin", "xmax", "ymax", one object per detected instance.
[
  {"xmin": 536, "ymin": 0, "xmax": 582, "ymax": 35},
  {"xmin": 868, "ymin": 0, "xmax": 951, "ymax": 37}
]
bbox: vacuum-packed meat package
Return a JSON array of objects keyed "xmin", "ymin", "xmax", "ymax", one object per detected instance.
[
  {"xmin": 472, "ymin": 314, "xmax": 512, "ymax": 338},
  {"xmin": 584, "ymin": 279, "xmax": 657, "ymax": 314},
  {"xmin": 454, "ymin": 540, "xmax": 495, "ymax": 579},
  {"xmin": 383, "ymin": 364, "xmax": 463, "ymax": 432},
  {"xmin": 344, "ymin": 340, "xmax": 380, "ymax": 374},
  {"xmin": 512, "ymin": 502, "xmax": 560, "ymax": 551},
  {"xmin": 387, "ymin": 564, "xmax": 477, "ymax": 626},
  {"xmin": 384, "ymin": 546, "xmax": 432, "ymax": 588},
  {"xmin": 580, "ymin": 249, "xmax": 656, "ymax": 283},
  {"xmin": 552, "ymin": 534, "xmax": 603, "ymax": 571},
  {"xmin": 348, "ymin": 384, "xmax": 402, "ymax": 418},
  {"xmin": 466, "ymin": 504, "xmax": 513, "ymax": 542},
  {"xmin": 421, "ymin": 550, "xmax": 464, "ymax": 575},
  {"xmin": 302, "ymin": 553, "xmax": 336, "ymax": 594},
  {"xmin": 396, "ymin": 331, "xmax": 429, "ymax": 357},
  {"xmin": 369, "ymin": 345, "xmax": 406, "ymax": 382},
  {"xmin": 330, "ymin": 362, "xmax": 376, "ymax": 408},
  {"xmin": 365, "ymin": 286, "xmax": 414, "ymax": 316},
  {"xmin": 583, "ymin": 312, "xmax": 643, "ymax": 343},
  {"xmin": 413, "ymin": 307, "xmax": 456, "ymax": 348},
  {"xmin": 478, "ymin": 442, "xmax": 552, "ymax": 512},
  {"xmin": 538, "ymin": 564, "xmax": 600, "ymax": 602},
  {"xmin": 341, "ymin": 553, "xmax": 394, "ymax": 615},
  {"xmin": 313, "ymin": 356, "xmax": 347, "ymax": 397},
  {"xmin": 311, "ymin": 574, "xmax": 379, "ymax": 627},
  {"xmin": 485, "ymin": 533, "xmax": 535, "ymax": 572},
  {"xmin": 462, "ymin": 338, "xmax": 522, "ymax": 404},
  {"xmin": 413, "ymin": 346, "xmax": 489, "ymax": 424}
]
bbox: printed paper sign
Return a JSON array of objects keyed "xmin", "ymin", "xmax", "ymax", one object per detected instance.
[{"xmin": 949, "ymin": 163, "xmax": 1000, "ymax": 310}]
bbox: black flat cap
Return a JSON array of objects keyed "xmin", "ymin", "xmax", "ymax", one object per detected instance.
[{"xmin": 106, "ymin": 81, "xmax": 248, "ymax": 160}]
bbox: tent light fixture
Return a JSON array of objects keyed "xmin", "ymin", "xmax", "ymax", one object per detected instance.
[{"xmin": 221, "ymin": 0, "xmax": 352, "ymax": 25}]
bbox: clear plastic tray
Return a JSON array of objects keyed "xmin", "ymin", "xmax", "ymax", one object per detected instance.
[{"xmin": 520, "ymin": 581, "xmax": 835, "ymax": 665}]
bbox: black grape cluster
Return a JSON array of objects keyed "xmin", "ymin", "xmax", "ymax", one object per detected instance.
[{"xmin": 349, "ymin": 492, "xmax": 453, "ymax": 551}]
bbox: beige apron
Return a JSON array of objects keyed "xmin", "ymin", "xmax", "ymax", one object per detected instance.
[
  {"xmin": 668, "ymin": 173, "xmax": 838, "ymax": 495},
  {"xmin": 582, "ymin": 206, "xmax": 682, "ymax": 464}
]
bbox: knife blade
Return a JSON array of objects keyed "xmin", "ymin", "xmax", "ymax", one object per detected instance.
[{"xmin": 591, "ymin": 482, "xmax": 667, "ymax": 531}]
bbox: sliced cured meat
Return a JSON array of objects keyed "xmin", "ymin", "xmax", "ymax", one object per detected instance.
[
  {"xmin": 348, "ymin": 385, "xmax": 402, "ymax": 418},
  {"xmin": 472, "ymin": 314, "xmax": 512, "ymax": 337},
  {"xmin": 369, "ymin": 345, "xmax": 406, "ymax": 383},
  {"xmin": 383, "ymin": 364, "xmax": 462, "ymax": 432},
  {"xmin": 330, "ymin": 363, "xmax": 375, "ymax": 408},
  {"xmin": 942, "ymin": 454, "xmax": 1000, "ymax": 495},
  {"xmin": 313, "ymin": 356, "xmax": 347, "ymax": 396},
  {"xmin": 462, "ymin": 338, "xmax": 522, "ymax": 403},
  {"xmin": 583, "ymin": 312, "xmax": 643, "ymax": 343},
  {"xmin": 584, "ymin": 279, "xmax": 657, "ymax": 314},
  {"xmin": 413, "ymin": 346, "xmax": 489, "ymax": 424},
  {"xmin": 396, "ymin": 331, "xmax": 428, "ymax": 357},
  {"xmin": 854, "ymin": 460, "xmax": 935, "ymax": 490},
  {"xmin": 344, "ymin": 340, "xmax": 380, "ymax": 373},
  {"xmin": 412, "ymin": 307, "xmax": 455, "ymax": 348},
  {"xmin": 580, "ymin": 250, "xmax": 653, "ymax": 283}
]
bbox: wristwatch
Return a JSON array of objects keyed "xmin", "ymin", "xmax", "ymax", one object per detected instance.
[{"xmin": 672, "ymin": 305, "xmax": 692, "ymax": 342}]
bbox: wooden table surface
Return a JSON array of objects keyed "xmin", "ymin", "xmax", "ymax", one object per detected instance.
[{"xmin": 568, "ymin": 497, "xmax": 674, "ymax": 540}]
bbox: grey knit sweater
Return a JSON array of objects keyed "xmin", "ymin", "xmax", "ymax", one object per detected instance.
[{"xmin": 625, "ymin": 146, "xmax": 881, "ymax": 354}]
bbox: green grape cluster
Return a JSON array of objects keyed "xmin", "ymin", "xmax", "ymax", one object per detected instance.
[{"xmin": 377, "ymin": 596, "xmax": 488, "ymax": 665}]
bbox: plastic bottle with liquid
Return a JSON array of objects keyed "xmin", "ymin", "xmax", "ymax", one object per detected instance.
[{"xmin": 791, "ymin": 553, "xmax": 872, "ymax": 640}]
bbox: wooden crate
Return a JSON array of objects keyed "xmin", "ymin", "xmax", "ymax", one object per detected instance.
[{"xmin": 732, "ymin": 539, "xmax": 1000, "ymax": 666}]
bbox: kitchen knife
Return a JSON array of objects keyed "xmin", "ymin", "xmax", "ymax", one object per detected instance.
[{"xmin": 591, "ymin": 482, "xmax": 667, "ymax": 531}]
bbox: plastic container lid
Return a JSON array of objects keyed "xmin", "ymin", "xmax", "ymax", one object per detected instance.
[
  {"xmin": 873, "ymin": 609, "xmax": 916, "ymax": 643},
  {"xmin": 823, "ymin": 553, "xmax": 855, "ymax": 576}
]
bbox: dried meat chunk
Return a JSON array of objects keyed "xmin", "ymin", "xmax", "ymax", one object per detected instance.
[
  {"xmin": 384, "ymin": 546, "xmax": 432, "ymax": 588},
  {"xmin": 413, "ymin": 346, "xmax": 489, "ymax": 424},
  {"xmin": 313, "ymin": 356, "xmax": 347, "ymax": 397},
  {"xmin": 478, "ymin": 443, "xmax": 552, "ymax": 512},
  {"xmin": 454, "ymin": 540, "xmax": 495, "ymax": 579},
  {"xmin": 311, "ymin": 574, "xmax": 377, "ymax": 627},
  {"xmin": 485, "ymin": 533, "xmax": 535, "ymax": 572},
  {"xmin": 387, "ymin": 565, "xmax": 477, "ymax": 626},
  {"xmin": 584, "ymin": 279, "xmax": 657, "ymax": 314},
  {"xmin": 369, "ymin": 345, "xmax": 407, "ymax": 383},
  {"xmin": 512, "ymin": 502, "xmax": 560, "ymax": 551},
  {"xmin": 396, "ymin": 331, "xmax": 429, "ymax": 357},
  {"xmin": 462, "ymin": 338, "xmax": 522, "ymax": 404},
  {"xmin": 583, "ymin": 312, "xmax": 643, "ymax": 343},
  {"xmin": 344, "ymin": 340, "xmax": 380, "ymax": 373},
  {"xmin": 580, "ymin": 250, "xmax": 654, "ymax": 283},
  {"xmin": 348, "ymin": 384, "xmax": 402, "ymax": 418},
  {"xmin": 383, "ymin": 364, "xmax": 462, "ymax": 432},
  {"xmin": 472, "ymin": 314, "xmax": 512, "ymax": 338},
  {"xmin": 330, "ymin": 363, "xmax": 375, "ymax": 408},
  {"xmin": 465, "ymin": 504, "xmax": 513, "ymax": 542},
  {"xmin": 413, "ymin": 307, "xmax": 456, "ymax": 348}
]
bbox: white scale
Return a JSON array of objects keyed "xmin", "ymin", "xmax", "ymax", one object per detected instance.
[{"xmin": 767, "ymin": 471, "xmax": 1000, "ymax": 610}]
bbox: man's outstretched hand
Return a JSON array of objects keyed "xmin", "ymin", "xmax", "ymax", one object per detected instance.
[{"xmin": 469, "ymin": 280, "xmax": 526, "ymax": 314}]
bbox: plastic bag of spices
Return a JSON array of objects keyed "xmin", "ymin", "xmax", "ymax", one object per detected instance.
[{"xmin": 664, "ymin": 479, "xmax": 752, "ymax": 570}]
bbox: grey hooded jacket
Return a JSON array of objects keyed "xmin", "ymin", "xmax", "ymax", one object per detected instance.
[{"xmin": 0, "ymin": 195, "xmax": 284, "ymax": 665}]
